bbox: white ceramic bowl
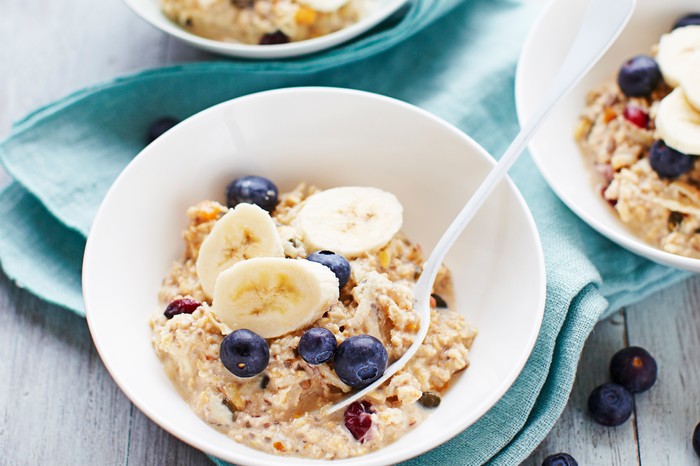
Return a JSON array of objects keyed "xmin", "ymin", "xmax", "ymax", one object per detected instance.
[
  {"xmin": 123, "ymin": 0, "xmax": 407, "ymax": 58},
  {"xmin": 83, "ymin": 87, "xmax": 546, "ymax": 465},
  {"xmin": 516, "ymin": 0, "xmax": 700, "ymax": 272}
]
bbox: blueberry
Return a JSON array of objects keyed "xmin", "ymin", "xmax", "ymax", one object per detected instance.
[
  {"xmin": 164, "ymin": 298, "xmax": 201, "ymax": 319},
  {"xmin": 259, "ymin": 30, "xmax": 290, "ymax": 45},
  {"xmin": 649, "ymin": 140, "xmax": 695, "ymax": 179},
  {"xmin": 673, "ymin": 13, "xmax": 700, "ymax": 30},
  {"xmin": 147, "ymin": 117, "xmax": 179, "ymax": 143},
  {"xmin": 587, "ymin": 383, "xmax": 633, "ymax": 426},
  {"xmin": 298, "ymin": 327, "xmax": 337, "ymax": 365},
  {"xmin": 220, "ymin": 329, "xmax": 269, "ymax": 378},
  {"xmin": 306, "ymin": 251, "xmax": 351, "ymax": 288},
  {"xmin": 542, "ymin": 453, "xmax": 578, "ymax": 466},
  {"xmin": 226, "ymin": 176, "xmax": 279, "ymax": 212},
  {"xmin": 693, "ymin": 422, "xmax": 700, "ymax": 456},
  {"xmin": 610, "ymin": 346, "xmax": 657, "ymax": 393},
  {"xmin": 617, "ymin": 55, "xmax": 662, "ymax": 97},
  {"xmin": 334, "ymin": 335, "xmax": 388, "ymax": 388}
]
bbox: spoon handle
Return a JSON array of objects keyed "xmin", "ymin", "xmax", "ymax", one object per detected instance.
[{"xmin": 326, "ymin": 0, "xmax": 636, "ymax": 415}]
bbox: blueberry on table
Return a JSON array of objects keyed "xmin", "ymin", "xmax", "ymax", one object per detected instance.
[
  {"xmin": 673, "ymin": 13, "xmax": 700, "ymax": 30},
  {"xmin": 298, "ymin": 327, "xmax": 337, "ymax": 365},
  {"xmin": 259, "ymin": 30, "xmax": 290, "ymax": 45},
  {"xmin": 649, "ymin": 140, "xmax": 695, "ymax": 179},
  {"xmin": 344, "ymin": 400, "xmax": 374, "ymax": 443},
  {"xmin": 220, "ymin": 329, "xmax": 270, "ymax": 378},
  {"xmin": 610, "ymin": 346, "xmax": 657, "ymax": 393},
  {"xmin": 164, "ymin": 298, "xmax": 201, "ymax": 319},
  {"xmin": 334, "ymin": 335, "xmax": 388, "ymax": 388},
  {"xmin": 587, "ymin": 383, "xmax": 633, "ymax": 426},
  {"xmin": 542, "ymin": 453, "xmax": 578, "ymax": 466},
  {"xmin": 617, "ymin": 55, "xmax": 662, "ymax": 97},
  {"xmin": 147, "ymin": 117, "xmax": 179, "ymax": 143},
  {"xmin": 693, "ymin": 422, "xmax": 700, "ymax": 456},
  {"xmin": 306, "ymin": 251, "xmax": 351, "ymax": 289},
  {"xmin": 226, "ymin": 175, "xmax": 279, "ymax": 212}
]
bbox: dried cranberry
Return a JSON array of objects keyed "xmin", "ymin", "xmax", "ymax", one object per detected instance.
[
  {"xmin": 623, "ymin": 105, "xmax": 649, "ymax": 129},
  {"xmin": 344, "ymin": 401, "xmax": 374, "ymax": 443},
  {"xmin": 164, "ymin": 298, "xmax": 201, "ymax": 319},
  {"xmin": 259, "ymin": 30, "xmax": 290, "ymax": 45}
]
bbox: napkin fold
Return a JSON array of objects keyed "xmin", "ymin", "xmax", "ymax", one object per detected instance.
[{"xmin": 0, "ymin": 0, "xmax": 690, "ymax": 464}]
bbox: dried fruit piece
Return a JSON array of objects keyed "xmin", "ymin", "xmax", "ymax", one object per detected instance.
[
  {"xmin": 164, "ymin": 298, "xmax": 201, "ymax": 319},
  {"xmin": 418, "ymin": 392, "xmax": 441, "ymax": 408},
  {"xmin": 344, "ymin": 401, "xmax": 374, "ymax": 442},
  {"xmin": 430, "ymin": 293, "xmax": 448, "ymax": 308}
]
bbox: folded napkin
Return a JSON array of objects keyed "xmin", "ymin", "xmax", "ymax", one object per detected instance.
[{"xmin": 0, "ymin": 0, "xmax": 691, "ymax": 464}]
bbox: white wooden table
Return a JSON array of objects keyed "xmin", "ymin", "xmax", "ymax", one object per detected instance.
[{"xmin": 2, "ymin": 1, "xmax": 699, "ymax": 464}]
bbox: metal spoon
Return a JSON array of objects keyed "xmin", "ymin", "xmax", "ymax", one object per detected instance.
[{"xmin": 326, "ymin": 0, "xmax": 637, "ymax": 415}]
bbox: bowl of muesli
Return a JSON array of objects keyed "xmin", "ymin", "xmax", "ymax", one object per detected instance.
[
  {"xmin": 517, "ymin": 0, "xmax": 700, "ymax": 271},
  {"xmin": 122, "ymin": 0, "xmax": 408, "ymax": 58},
  {"xmin": 83, "ymin": 87, "xmax": 545, "ymax": 465}
]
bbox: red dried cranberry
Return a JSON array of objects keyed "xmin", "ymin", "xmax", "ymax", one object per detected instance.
[
  {"xmin": 623, "ymin": 105, "xmax": 649, "ymax": 129},
  {"xmin": 344, "ymin": 401, "xmax": 374, "ymax": 443},
  {"xmin": 164, "ymin": 298, "xmax": 201, "ymax": 319}
]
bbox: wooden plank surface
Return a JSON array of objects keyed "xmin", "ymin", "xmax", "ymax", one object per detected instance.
[{"xmin": 2, "ymin": 0, "xmax": 700, "ymax": 465}]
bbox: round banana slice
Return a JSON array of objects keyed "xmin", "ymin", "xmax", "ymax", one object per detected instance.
[
  {"xmin": 295, "ymin": 186, "xmax": 404, "ymax": 258},
  {"xmin": 656, "ymin": 25, "xmax": 700, "ymax": 88},
  {"xmin": 655, "ymin": 87, "xmax": 700, "ymax": 156},
  {"xmin": 298, "ymin": 0, "xmax": 350, "ymax": 13},
  {"xmin": 680, "ymin": 53, "xmax": 700, "ymax": 112},
  {"xmin": 212, "ymin": 257, "xmax": 339, "ymax": 338},
  {"xmin": 196, "ymin": 203, "xmax": 284, "ymax": 298}
]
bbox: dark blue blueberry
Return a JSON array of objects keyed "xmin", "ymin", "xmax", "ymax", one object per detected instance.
[
  {"xmin": 220, "ymin": 329, "xmax": 269, "ymax": 378},
  {"xmin": 693, "ymin": 422, "xmax": 700, "ymax": 457},
  {"xmin": 542, "ymin": 453, "xmax": 578, "ymax": 466},
  {"xmin": 226, "ymin": 176, "xmax": 279, "ymax": 212},
  {"xmin": 649, "ymin": 140, "xmax": 695, "ymax": 179},
  {"xmin": 147, "ymin": 117, "xmax": 179, "ymax": 143},
  {"xmin": 164, "ymin": 298, "xmax": 201, "ymax": 319},
  {"xmin": 298, "ymin": 327, "xmax": 337, "ymax": 365},
  {"xmin": 617, "ymin": 55, "xmax": 662, "ymax": 97},
  {"xmin": 334, "ymin": 335, "xmax": 388, "ymax": 388},
  {"xmin": 610, "ymin": 346, "xmax": 657, "ymax": 393},
  {"xmin": 587, "ymin": 383, "xmax": 633, "ymax": 426},
  {"xmin": 259, "ymin": 30, "xmax": 290, "ymax": 45},
  {"xmin": 673, "ymin": 13, "xmax": 700, "ymax": 30},
  {"xmin": 306, "ymin": 251, "xmax": 351, "ymax": 289}
]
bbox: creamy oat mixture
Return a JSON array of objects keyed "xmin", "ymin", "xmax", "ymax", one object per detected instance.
[
  {"xmin": 161, "ymin": 0, "xmax": 368, "ymax": 45},
  {"xmin": 575, "ymin": 21, "xmax": 700, "ymax": 258},
  {"xmin": 150, "ymin": 184, "xmax": 477, "ymax": 459}
]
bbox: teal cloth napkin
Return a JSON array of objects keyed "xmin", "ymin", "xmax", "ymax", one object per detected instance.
[{"xmin": 0, "ymin": 0, "xmax": 691, "ymax": 464}]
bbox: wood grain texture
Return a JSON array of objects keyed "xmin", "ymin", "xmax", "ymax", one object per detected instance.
[
  {"xmin": 522, "ymin": 311, "xmax": 640, "ymax": 466},
  {"xmin": 626, "ymin": 277, "xmax": 700, "ymax": 466}
]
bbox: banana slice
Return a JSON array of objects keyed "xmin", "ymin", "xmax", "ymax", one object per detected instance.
[
  {"xmin": 680, "ymin": 53, "xmax": 700, "ymax": 112},
  {"xmin": 212, "ymin": 257, "xmax": 339, "ymax": 338},
  {"xmin": 656, "ymin": 25, "xmax": 700, "ymax": 88},
  {"xmin": 298, "ymin": 0, "xmax": 350, "ymax": 13},
  {"xmin": 295, "ymin": 186, "xmax": 403, "ymax": 258},
  {"xmin": 196, "ymin": 203, "xmax": 284, "ymax": 298},
  {"xmin": 655, "ymin": 87, "xmax": 700, "ymax": 156}
]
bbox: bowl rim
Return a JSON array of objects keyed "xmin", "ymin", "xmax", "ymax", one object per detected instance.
[
  {"xmin": 514, "ymin": 0, "xmax": 700, "ymax": 272},
  {"xmin": 83, "ymin": 86, "xmax": 547, "ymax": 465},
  {"xmin": 122, "ymin": 0, "xmax": 410, "ymax": 59}
]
